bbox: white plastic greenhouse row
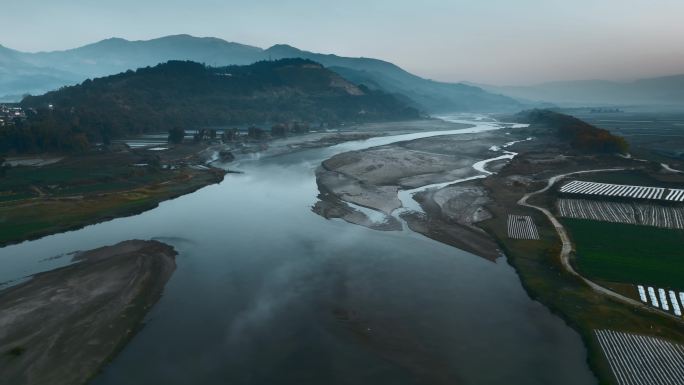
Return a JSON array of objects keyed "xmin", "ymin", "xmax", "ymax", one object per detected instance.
[
  {"xmin": 635, "ymin": 204, "xmax": 684, "ymax": 229},
  {"xmin": 595, "ymin": 329, "xmax": 684, "ymax": 385},
  {"xmin": 638, "ymin": 285, "xmax": 684, "ymax": 317},
  {"xmin": 560, "ymin": 181, "xmax": 665, "ymax": 200},
  {"xmin": 557, "ymin": 198, "xmax": 684, "ymax": 230},
  {"xmin": 557, "ymin": 199, "xmax": 635, "ymax": 224},
  {"xmin": 665, "ymin": 189, "xmax": 684, "ymax": 202},
  {"xmin": 507, "ymin": 215, "xmax": 540, "ymax": 240}
]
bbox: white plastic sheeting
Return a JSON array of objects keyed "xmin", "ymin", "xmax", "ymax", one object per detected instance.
[
  {"xmin": 637, "ymin": 285, "xmax": 647, "ymax": 303},
  {"xmin": 507, "ymin": 215, "xmax": 540, "ymax": 240},
  {"xmin": 557, "ymin": 198, "xmax": 684, "ymax": 230},
  {"xmin": 638, "ymin": 285, "xmax": 684, "ymax": 317},
  {"xmin": 669, "ymin": 291, "xmax": 682, "ymax": 317},
  {"xmin": 595, "ymin": 329, "xmax": 684, "ymax": 385},
  {"xmin": 665, "ymin": 189, "xmax": 684, "ymax": 202},
  {"xmin": 560, "ymin": 181, "xmax": 668, "ymax": 201},
  {"xmin": 647, "ymin": 287, "xmax": 660, "ymax": 308}
]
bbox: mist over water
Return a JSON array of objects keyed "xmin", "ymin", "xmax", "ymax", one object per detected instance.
[{"xmin": 0, "ymin": 117, "xmax": 596, "ymax": 385}]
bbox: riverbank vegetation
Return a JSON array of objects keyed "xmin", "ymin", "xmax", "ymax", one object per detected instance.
[
  {"xmin": 0, "ymin": 148, "xmax": 225, "ymax": 246},
  {"xmin": 515, "ymin": 109, "xmax": 629, "ymax": 154}
]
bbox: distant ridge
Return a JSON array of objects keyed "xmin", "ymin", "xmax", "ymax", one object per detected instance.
[
  {"xmin": 480, "ymin": 75, "xmax": 684, "ymax": 107},
  {"xmin": 0, "ymin": 35, "xmax": 520, "ymax": 112},
  {"xmin": 262, "ymin": 44, "xmax": 521, "ymax": 112}
]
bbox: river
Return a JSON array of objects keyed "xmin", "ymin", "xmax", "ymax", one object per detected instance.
[{"xmin": 0, "ymin": 115, "xmax": 596, "ymax": 385}]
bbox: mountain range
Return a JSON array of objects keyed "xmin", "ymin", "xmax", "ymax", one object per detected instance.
[
  {"xmin": 479, "ymin": 75, "xmax": 684, "ymax": 108},
  {"xmin": 0, "ymin": 34, "xmax": 521, "ymax": 112},
  {"xmin": 4, "ymin": 35, "xmax": 682, "ymax": 110}
]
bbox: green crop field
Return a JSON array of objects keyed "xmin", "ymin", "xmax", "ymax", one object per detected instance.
[
  {"xmin": 564, "ymin": 218, "xmax": 684, "ymax": 289},
  {"xmin": 0, "ymin": 158, "xmax": 172, "ymax": 201}
]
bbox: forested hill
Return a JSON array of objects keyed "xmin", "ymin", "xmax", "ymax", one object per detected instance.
[
  {"xmin": 515, "ymin": 109, "xmax": 629, "ymax": 154},
  {"xmin": 4, "ymin": 59, "xmax": 419, "ymax": 153},
  {"xmin": 1, "ymin": 35, "xmax": 522, "ymax": 112}
]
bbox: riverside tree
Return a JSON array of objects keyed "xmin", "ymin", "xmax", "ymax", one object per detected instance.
[{"xmin": 168, "ymin": 127, "xmax": 185, "ymax": 144}]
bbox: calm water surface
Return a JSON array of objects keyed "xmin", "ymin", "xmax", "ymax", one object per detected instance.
[{"xmin": 0, "ymin": 116, "xmax": 597, "ymax": 385}]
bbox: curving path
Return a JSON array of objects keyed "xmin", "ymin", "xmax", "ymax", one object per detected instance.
[{"xmin": 517, "ymin": 168, "xmax": 684, "ymax": 323}]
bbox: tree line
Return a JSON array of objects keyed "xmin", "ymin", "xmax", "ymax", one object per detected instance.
[{"xmin": 518, "ymin": 109, "xmax": 629, "ymax": 154}]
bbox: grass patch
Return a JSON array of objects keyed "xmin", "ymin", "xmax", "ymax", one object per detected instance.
[
  {"xmin": 6, "ymin": 346, "xmax": 25, "ymax": 357},
  {"xmin": 0, "ymin": 152, "xmax": 173, "ymax": 199},
  {"xmin": 0, "ymin": 169, "xmax": 223, "ymax": 246},
  {"xmin": 565, "ymin": 219, "xmax": 684, "ymax": 289}
]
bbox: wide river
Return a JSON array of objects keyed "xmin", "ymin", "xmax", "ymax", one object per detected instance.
[{"xmin": 0, "ymin": 115, "xmax": 597, "ymax": 385}]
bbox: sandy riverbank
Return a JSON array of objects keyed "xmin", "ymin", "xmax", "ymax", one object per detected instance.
[
  {"xmin": 313, "ymin": 129, "xmax": 517, "ymax": 258},
  {"xmin": 0, "ymin": 240, "xmax": 177, "ymax": 385},
  {"xmin": 402, "ymin": 181, "xmax": 501, "ymax": 260},
  {"xmin": 217, "ymin": 119, "xmax": 467, "ymax": 163}
]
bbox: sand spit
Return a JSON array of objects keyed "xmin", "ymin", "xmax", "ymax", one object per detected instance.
[
  {"xmin": 403, "ymin": 182, "xmax": 502, "ymax": 260},
  {"xmin": 314, "ymin": 130, "xmax": 512, "ymax": 258},
  {"xmin": 0, "ymin": 240, "xmax": 177, "ymax": 385}
]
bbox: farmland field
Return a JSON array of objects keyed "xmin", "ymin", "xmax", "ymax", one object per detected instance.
[
  {"xmin": 558, "ymin": 199, "xmax": 636, "ymax": 225},
  {"xmin": 558, "ymin": 198, "xmax": 684, "ymax": 229},
  {"xmin": 564, "ymin": 219, "xmax": 684, "ymax": 288},
  {"xmin": 0, "ymin": 154, "xmax": 171, "ymax": 202},
  {"xmin": 507, "ymin": 214, "xmax": 540, "ymax": 240},
  {"xmin": 594, "ymin": 329, "xmax": 684, "ymax": 385},
  {"xmin": 559, "ymin": 181, "xmax": 672, "ymax": 201},
  {"xmin": 569, "ymin": 110, "xmax": 684, "ymax": 168},
  {"xmin": 635, "ymin": 204, "xmax": 684, "ymax": 229},
  {"xmin": 637, "ymin": 285, "xmax": 684, "ymax": 316}
]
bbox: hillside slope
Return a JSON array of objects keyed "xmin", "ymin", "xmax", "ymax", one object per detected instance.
[
  {"xmin": 6, "ymin": 59, "xmax": 418, "ymax": 153},
  {"xmin": 265, "ymin": 44, "xmax": 521, "ymax": 112},
  {"xmin": 514, "ymin": 109, "xmax": 629, "ymax": 154},
  {"xmin": 0, "ymin": 45, "xmax": 82, "ymax": 98}
]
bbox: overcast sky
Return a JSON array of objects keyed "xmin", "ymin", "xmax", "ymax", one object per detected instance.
[{"xmin": 2, "ymin": 0, "xmax": 683, "ymax": 85}]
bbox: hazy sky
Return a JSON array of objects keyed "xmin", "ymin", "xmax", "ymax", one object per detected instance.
[{"xmin": 2, "ymin": 0, "xmax": 684, "ymax": 85}]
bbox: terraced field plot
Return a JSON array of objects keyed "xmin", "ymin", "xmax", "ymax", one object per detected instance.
[
  {"xmin": 558, "ymin": 199, "xmax": 684, "ymax": 229},
  {"xmin": 595, "ymin": 329, "xmax": 684, "ymax": 385},
  {"xmin": 564, "ymin": 219, "xmax": 684, "ymax": 288},
  {"xmin": 507, "ymin": 215, "xmax": 540, "ymax": 240}
]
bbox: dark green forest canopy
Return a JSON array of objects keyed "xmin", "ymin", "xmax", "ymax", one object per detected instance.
[
  {"xmin": 516, "ymin": 109, "xmax": 629, "ymax": 154},
  {"xmin": 2, "ymin": 59, "xmax": 419, "ymax": 154}
]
